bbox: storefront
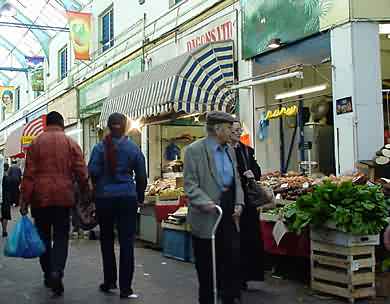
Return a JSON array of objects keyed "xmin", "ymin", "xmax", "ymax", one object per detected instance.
[
  {"xmin": 99, "ymin": 40, "xmax": 236, "ymax": 179},
  {"xmin": 99, "ymin": 40, "xmax": 236, "ymax": 244},
  {"xmin": 238, "ymin": 0, "xmax": 390, "ymax": 177},
  {"xmin": 78, "ymin": 57, "xmax": 142, "ymax": 160},
  {"xmin": 230, "ymin": 2, "xmax": 390, "ymax": 301}
]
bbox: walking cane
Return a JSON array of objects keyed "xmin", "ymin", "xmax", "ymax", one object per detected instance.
[{"xmin": 212, "ymin": 205, "xmax": 223, "ymax": 304}]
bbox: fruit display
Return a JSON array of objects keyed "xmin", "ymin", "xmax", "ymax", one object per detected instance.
[
  {"xmin": 265, "ymin": 105, "xmax": 298, "ymax": 120},
  {"xmin": 146, "ymin": 178, "xmax": 184, "ymax": 197},
  {"xmin": 260, "ymin": 172, "xmax": 315, "ymax": 201},
  {"xmin": 159, "ymin": 187, "xmax": 185, "ymax": 198}
]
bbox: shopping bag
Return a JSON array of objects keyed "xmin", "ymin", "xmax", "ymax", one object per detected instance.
[{"xmin": 4, "ymin": 216, "xmax": 45, "ymax": 258}]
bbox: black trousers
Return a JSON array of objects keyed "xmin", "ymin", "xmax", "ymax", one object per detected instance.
[
  {"xmin": 95, "ymin": 196, "xmax": 137, "ymax": 294},
  {"xmin": 192, "ymin": 187, "xmax": 241, "ymax": 304},
  {"xmin": 32, "ymin": 207, "xmax": 71, "ymax": 279}
]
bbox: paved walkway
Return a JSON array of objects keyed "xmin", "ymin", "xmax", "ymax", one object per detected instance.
[{"xmin": 0, "ymin": 211, "xmax": 373, "ymax": 304}]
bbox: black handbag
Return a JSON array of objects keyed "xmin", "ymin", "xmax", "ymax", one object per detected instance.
[
  {"xmin": 240, "ymin": 146, "xmax": 273, "ymax": 208},
  {"xmin": 74, "ymin": 181, "xmax": 97, "ymax": 231}
]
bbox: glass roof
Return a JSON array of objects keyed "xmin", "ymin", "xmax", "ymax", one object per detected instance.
[{"xmin": 0, "ymin": 0, "xmax": 90, "ymax": 80}]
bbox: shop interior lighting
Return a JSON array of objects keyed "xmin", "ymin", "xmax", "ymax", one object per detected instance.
[
  {"xmin": 268, "ymin": 38, "xmax": 281, "ymax": 49},
  {"xmin": 231, "ymin": 71, "xmax": 303, "ymax": 90},
  {"xmin": 380, "ymin": 24, "xmax": 390, "ymax": 34},
  {"xmin": 130, "ymin": 118, "xmax": 143, "ymax": 131},
  {"xmin": 275, "ymin": 84, "xmax": 328, "ymax": 100}
]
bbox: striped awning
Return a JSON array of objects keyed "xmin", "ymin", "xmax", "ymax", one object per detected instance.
[
  {"xmin": 21, "ymin": 115, "xmax": 47, "ymax": 150},
  {"xmin": 100, "ymin": 40, "xmax": 236, "ymax": 126}
]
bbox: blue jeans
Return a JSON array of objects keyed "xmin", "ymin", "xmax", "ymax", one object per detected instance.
[{"xmin": 95, "ymin": 196, "xmax": 137, "ymax": 294}]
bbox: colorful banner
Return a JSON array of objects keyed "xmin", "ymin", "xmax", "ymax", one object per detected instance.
[
  {"xmin": 241, "ymin": 0, "xmax": 350, "ymax": 59},
  {"xmin": 31, "ymin": 67, "xmax": 44, "ymax": 92},
  {"xmin": 0, "ymin": 86, "xmax": 16, "ymax": 114},
  {"xmin": 67, "ymin": 11, "xmax": 92, "ymax": 60},
  {"xmin": 25, "ymin": 56, "xmax": 44, "ymax": 67}
]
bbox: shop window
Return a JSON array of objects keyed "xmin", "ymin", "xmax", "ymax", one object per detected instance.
[
  {"xmin": 100, "ymin": 7, "xmax": 114, "ymax": 52},
  {"xmin": 58, "ymin": 46, "xmax": 68, "ymax": 80}
]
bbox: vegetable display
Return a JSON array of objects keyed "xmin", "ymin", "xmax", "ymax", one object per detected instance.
[{"xmin": 287, "ymin": 181, "xmax": 390, "ymax": 235}]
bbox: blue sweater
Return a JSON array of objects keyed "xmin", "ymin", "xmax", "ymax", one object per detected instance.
[{"xmin": 88, "ymin": 137, "xmax": 147, "ymax": 201}]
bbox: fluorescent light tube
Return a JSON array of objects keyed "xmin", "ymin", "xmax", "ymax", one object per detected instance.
[{"xmin": 275, "ymin": 84, "xmax": 328, "ymax": 100}]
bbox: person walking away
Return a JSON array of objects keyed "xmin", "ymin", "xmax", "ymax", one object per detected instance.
[
  {"xmin": 184, "ymin": 111, "xmax": 245, "ymax": 304},
  {"xmin": 19, "ymin": 111, "xmax": 89, "ymax": 297},
  {"xmin": 88, "ymin": 113, "xmax": 147, "ymax": 299},
  {"xmin": 230, "ymin": 120, "xmax": 264, "ymax": 290},
  {"xmin": 7, "ymin": 160, "xmax": 22, "ymax": 207},
  {"xmin": 1, "ymin": 163, "xmax": 11, "ymax": 237}
]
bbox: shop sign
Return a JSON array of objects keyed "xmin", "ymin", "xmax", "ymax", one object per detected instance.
[
  {"xmin": 177, "ymin": 11, "xmax": 237, "ymax": 56},
  {"xmin": 79, "ymin": 57, "xmax": 142, "ymax": 114},
  {"xmin": 241, "ymin": 0, "xmax": 350, "ymax": 59}
]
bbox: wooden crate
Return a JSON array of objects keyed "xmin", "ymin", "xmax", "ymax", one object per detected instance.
[{"xmin": 311, "ymin": 240, "xmax": 376, "ymax": 303}]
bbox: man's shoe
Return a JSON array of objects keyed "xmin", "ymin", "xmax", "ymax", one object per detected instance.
[
  {"xmin": 50, "ymin": 274, "xmax": 64, "ymax": 297},
  {"xmin": 2, "ymin": 231, "xmax": 7, "ymax": 238},
  {"xmin": 120, "ymin": 289, "xmax": 139, "ymax": 299},
  {"xmin": 99, "ymin": 282, "xmax": 117, "ymax": 293}
]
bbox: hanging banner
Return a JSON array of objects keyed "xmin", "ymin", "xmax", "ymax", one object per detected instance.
[
  {"xmin": 67, "ymin": 11, "xmax": 92, "ymax": 60},
  {"xmin": 0, "ymin": 86, "xmax": 16, "ymax": 114},
  {"xmin": 25, "ymin": 56, "xmax": 44, "ymax": 68},
  {"xmin": 31, "ymin": 67, "xmax": 44, "ymax": 92}
]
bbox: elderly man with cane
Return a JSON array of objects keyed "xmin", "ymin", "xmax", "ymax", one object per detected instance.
[{"xmin": 184, "ymin": 111, "xmax": 245, "ymax": 304}]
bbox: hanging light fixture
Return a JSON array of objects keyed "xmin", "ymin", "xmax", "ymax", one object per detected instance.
[{"xmin": 268, "ymin": 38, "xmax": 282, "ymax": 49}]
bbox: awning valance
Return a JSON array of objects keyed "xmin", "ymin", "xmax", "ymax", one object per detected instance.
[{"xmin": 99, "ymin": 40, "xmax": 236, "ymax": 126}]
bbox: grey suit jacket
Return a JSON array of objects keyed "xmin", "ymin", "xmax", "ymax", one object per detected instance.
[{"xmin": 184, "ymin": 137, "xmax": 244, "ymax": 239}]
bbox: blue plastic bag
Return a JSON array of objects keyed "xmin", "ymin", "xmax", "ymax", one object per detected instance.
[{"xmin": 4, "ymin": 216, "xmax": 45, "ymax": 258}]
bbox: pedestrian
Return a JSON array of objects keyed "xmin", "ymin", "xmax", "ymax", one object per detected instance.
[
  {"xmin": 1, "ymin": 163, "xmax": 11, "ymax": 237},
  {"xmin": 230, "ymin": 120, "xmax": 265, "ymax": 290},
  {"xmin": 7, "ymin": 159, "xmax": 22, "ymax": 207},
  {"xmin": 19, "ymin": 111, "xmax": 89, "ymax": 297},
  {"xmin": 184, "ymin": 111, "xmax": 245, "ymax": 304},
  {"xmin": 88, "ymin": 112, "xmax": 147, "ymax": 299}
]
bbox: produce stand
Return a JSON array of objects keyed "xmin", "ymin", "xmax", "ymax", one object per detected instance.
[
  {"xmin": 258, "ymin": 170, "xmax": 390, "ymax": 301},
  {"xmin": 138, "ymin": 177, "xmax": 186, "ymax": 247}
]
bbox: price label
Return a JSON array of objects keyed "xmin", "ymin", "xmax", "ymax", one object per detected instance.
[
  {"xmin": 302, "ymin": 182, "xmax": 310, "ymax": 189},
  {"xmin": 281, "ymin": 183, "xmax": 289, "ymax": 189}
]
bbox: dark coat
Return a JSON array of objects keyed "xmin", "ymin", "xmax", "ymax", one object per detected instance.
[{"xmin": 234, "ymin": 142, "xmax": 264, "ymax": 282}]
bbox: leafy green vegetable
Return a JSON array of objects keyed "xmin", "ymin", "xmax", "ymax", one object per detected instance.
[{"xmin": 287, "ymin": 181, "xmax": 390, "ymax": 235}]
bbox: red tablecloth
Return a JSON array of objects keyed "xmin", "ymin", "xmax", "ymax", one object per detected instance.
[{"xmin": 260, "ymin": 221, "xmax": 310, "ymax": 258}]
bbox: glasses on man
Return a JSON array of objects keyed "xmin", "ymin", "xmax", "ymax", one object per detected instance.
[{"xmin": 231, "ymin": 128, "xmax": 243, "ymax": 134}]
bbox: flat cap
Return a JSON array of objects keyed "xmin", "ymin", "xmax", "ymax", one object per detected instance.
[{"xmin": 206, "ymin": 111, "xmax": 235, "ymax": 125}]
